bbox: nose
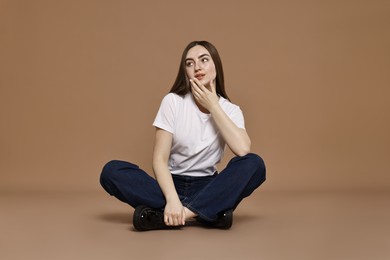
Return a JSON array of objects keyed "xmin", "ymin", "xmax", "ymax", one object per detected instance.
[{"xmin": 194, "ymin": 62, "xmax": 201, "ymax": 71}]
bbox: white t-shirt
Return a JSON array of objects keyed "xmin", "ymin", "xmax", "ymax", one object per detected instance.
[{"xmin": 153, "ymin": 93, "xmax": 245, "ymax": 177}]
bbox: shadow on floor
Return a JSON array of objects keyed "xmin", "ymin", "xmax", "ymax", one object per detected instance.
[
  {"xmin": 98, "ymin": 212, "xmax": 132, "ymax": 224},
  {"xmin": 97, "ymin": 211, "xmax": 262, "ymax": 226}
]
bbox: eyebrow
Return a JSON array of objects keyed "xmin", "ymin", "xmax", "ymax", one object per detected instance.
[{"xmin": 185, "ymin": 53, "xmax": 210, "ymax": 62}]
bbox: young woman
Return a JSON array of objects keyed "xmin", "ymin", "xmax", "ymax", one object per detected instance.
[{"xmin": 100, "ymin": 41, "xmax": 266, "ymax": 231}]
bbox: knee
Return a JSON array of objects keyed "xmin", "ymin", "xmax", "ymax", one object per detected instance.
[
  {"xmin": 244, "ymin": 153, "xmax": 266, "ymax": 183},
  {"xmin": 100, "ymin": 160, "xmax": 139, "ymax": 182},
  {"xmin": 101, "ymin": 160, "xmax": 117, "ymax": 176},
  {"xmin": 100, "ymin": 160, "xmax": 124, "ymax": 185},
  {"xmin": 243, "ymin": 153, "xmax": 264, "ymax": 167}
]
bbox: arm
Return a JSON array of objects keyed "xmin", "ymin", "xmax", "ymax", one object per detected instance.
[
  {"xmin": 208, "ymin": 103, "xmax": 251, "ymax": 156},
  {"xmin": 190, "ymin": 78, "xmax": 251, "ymax": 156},
  {"xmin": 152, "ymin": 128, "xmax": 185, "ymax": 226}
]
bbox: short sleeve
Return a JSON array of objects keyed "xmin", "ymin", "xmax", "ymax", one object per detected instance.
[
  {"xmin": 153, "ymin": 93, "xmax": 177, "ymax": 134},
  {"xmin": 229, "ymin": 106, "xmax": 245, "ymax": 129}
]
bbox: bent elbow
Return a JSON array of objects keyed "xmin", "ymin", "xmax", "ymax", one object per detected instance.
[
  {"xmin": 235, "ymin": 145, "xmax": 251, "ymax": 157},
  {"xmin": 236, "ymin": 150, "xmax": 250, "ymax": 157},
  {"xmin": 231, "ymin": 136, "xmax": 251, "ymax": 157}
]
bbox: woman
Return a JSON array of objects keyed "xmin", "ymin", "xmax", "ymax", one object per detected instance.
[{"xmin": 100, "ymin": 41, "xmax": 266, "ymax": 231}]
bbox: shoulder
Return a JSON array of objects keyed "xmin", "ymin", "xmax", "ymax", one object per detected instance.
[
  {"xmin": 219, "ymin": 96, "xmax": 242, "ymax": 113},
  {"xmin": 161, "ymin": 93, "xmax": 184, "ymax": 104},
  {"xmin": 219, "ymin": 96, "xmax": 245, "ymax": 128},
  {"xmin": 158, "ymin": 93, "xmax": 182, "ymax": 109}
]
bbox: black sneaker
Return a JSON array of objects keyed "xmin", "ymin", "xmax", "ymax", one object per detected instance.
[
  {"xmin": 133, "ymin": 205, "xmax": 166, "ymax": 231},
  {"xmin": 196, "ymin": 209, "xmax": 233, "ymax": 229}
]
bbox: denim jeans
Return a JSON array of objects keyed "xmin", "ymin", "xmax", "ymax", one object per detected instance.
[{"xmin": 100, "ymin": 153, "xmax": 266, "ymax": 221}]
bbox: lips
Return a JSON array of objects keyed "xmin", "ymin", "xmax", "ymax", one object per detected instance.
[{"xmin": 194, "ymin": 73, "xmax": 205, "ymax": 80}]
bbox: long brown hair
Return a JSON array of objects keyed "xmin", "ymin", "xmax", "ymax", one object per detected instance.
[{"xmin": 169, "ymin": 41, "xmax": 230, "ymax": 101}]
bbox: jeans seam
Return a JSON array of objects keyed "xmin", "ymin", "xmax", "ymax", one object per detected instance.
[
  {"xmin": 184, "ymin": 203, "xmax": 216, "ymax": 222},
  {"xmin": 185, "ymin": 183, "xmax": 217, "ymax": 221}
]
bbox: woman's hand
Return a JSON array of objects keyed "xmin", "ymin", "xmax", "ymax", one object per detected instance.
[
  {"xmin": 190, "ymin": 79, "xmax": 251, "ymax": 156},
  {"xmin": 164, "ymin": 199, "xmax": 186, "ymax": 226},
  {"xmin": 190, "ymin": 78, "xmax": 219, "ymax": 113}
]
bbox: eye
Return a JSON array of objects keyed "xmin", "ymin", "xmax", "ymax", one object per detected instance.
[
  {"xmin": 201, "ymin": 57, "xmax": 209, "ymax": 62},
  {"xmin": 186, "ymin": 61, "xmax": 194, "ymax": 67}
]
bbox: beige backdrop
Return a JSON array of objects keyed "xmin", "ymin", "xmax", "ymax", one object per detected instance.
[{"xmin": 1, "ymin": 0, "xmax": 389, "ymax": 192}]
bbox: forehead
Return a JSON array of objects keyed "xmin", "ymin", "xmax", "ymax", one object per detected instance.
[{"xmin": 186, "ymin": 45, "xmax": 210, "ymax": 59}]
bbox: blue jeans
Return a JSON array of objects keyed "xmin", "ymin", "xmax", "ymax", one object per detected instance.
[{"xmin": 100, "ymin": 153, "xmax": 266, "ymax": 221}]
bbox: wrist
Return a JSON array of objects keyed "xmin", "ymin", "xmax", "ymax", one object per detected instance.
[
  {"xmin": 165, "ymin": 194, "xmax": 180, "ymax": 203},
  {"xmin": 208, "ymin": 102, "xmax": 221, "ymax": 114}
]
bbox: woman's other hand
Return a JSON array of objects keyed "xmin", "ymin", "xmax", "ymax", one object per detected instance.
[{"xmin": 164, "ymin": 199, "xmax": 186, "ymax": 226}]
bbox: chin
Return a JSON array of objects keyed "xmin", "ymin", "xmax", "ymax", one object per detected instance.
[{"xmin": 201, "ymin": 79, "xmax": 211, "ymax": 86}]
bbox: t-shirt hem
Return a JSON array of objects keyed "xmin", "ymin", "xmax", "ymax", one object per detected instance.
[
  {"xmin": 171, "ymin": 170, "xmax": 217, "ymax": 177},
  {"xmin": 153, "ymin": 122, "xmax": 174, "ymax": 134}
]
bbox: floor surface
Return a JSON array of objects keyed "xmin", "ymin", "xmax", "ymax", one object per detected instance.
[{"xmin": 1, "ymin": 190, "xmax": 389, "ymax": 260}]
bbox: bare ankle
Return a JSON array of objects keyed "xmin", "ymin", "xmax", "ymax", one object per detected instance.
[{"xmin": 184, "ymin": 207, "xmax": 197, "ymax": 220}]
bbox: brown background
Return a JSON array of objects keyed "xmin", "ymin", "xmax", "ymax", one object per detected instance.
[{"xmin": 1, "ymin": 0, "xmax": 389, "ymax": 193}]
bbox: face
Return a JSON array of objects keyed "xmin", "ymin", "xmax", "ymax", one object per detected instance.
[{"xmin": 185, "ymin": 45, "xmax": 216, "ymax": 87}]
